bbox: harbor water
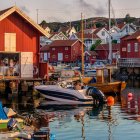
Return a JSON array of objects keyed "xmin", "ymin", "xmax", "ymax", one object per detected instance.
[{"xmin": 0, "ymin": 80, "xmax": 140, "ymax": 140}]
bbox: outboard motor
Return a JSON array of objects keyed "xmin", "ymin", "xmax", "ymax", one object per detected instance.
[
  {"xmin": 7, "ymin": 118, "xmax": 20, "ymax": 131},
  {"xmin": 87, "ymin": 87, "xmax": 107, "ymax": 104}
]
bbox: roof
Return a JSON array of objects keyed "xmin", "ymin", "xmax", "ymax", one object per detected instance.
[
  {"xmin": 49, "ymin": 31, "xmax": 68, "ymax": 40},
  {"xmin": 123, "ymin": 30, "xmax": 140, "ymax": 40},
  {"xmin": 49, "ymin": 40, "xmax": 78, "ymax": 47},
  {"xmin": 40, "ymin": 40, "xmax": 80, "ymax": 52},
  {"xmin": 95, "ymin": 43, "xmax": 120, "ymax": 51},
  {"xmin": 76, "ymin": 32, "xmax": 99, "ymax": 39},
  {"xmin": 85, "ymin": 51, "xmax": 98, "ymax": 56},
  {"xmin": 0, "ymin": 6, "xmax": 49, "ymax": 37},
  {"xmin": 93, "ymin": 28, "xmax": 103, "ymax": 34},
  {"xmin": 40, "ymin": 45, "xmax": 50, "ymax": 52},
  {"xmin": 117, "ymin": 22, "xmax": 126, "ymax": 29},
  {"xmin": 59, "ymin": 26, "xmax": 70, "ymax": 33}
]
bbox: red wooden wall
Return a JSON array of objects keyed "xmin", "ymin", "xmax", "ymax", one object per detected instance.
[
  {"xmin": 49, "ymin": 41, "xmax": 82, "ymax": 63},
  {"xmin": 0, "ymin": 12, "xmax": 41, "ymax": 65}
]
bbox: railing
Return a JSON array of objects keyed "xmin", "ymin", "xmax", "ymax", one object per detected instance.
[{"xmin": 118, "ymin": 58, "xmax": 140, "ymax": 67}]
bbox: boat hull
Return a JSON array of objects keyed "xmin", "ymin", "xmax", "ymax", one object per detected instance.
[
  {"xmin": 87, "ymin": 81, "xmax": 127, "ymax": 94},
  {"xmin": 35, "ymin": 85, "xmax": 93, "ymax": 105}
]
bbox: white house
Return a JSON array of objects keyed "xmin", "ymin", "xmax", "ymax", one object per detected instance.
[
  {"xmin": 58, "ymin": 26, "xmax": 77, "ymax": 37},
  {"xmin": 49, "ymin": 32, "xmax": 68, "ymax": 40},
  {"xmin": 93, "ymin": 27, "xmax": 110, "ymax": 44},
  {"xmin": 110, "ymin": 26, "xmax": 121, "ymax": 43},
  {"xmin": 69, "ymin": 32, "xmax": 100, "ymax": 50},
  {"xmin": 120, "ymin": 23, "xmax": 136, "ymax": 37}
]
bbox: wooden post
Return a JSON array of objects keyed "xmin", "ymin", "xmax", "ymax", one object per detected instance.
[
  {"xmin": 108, "ymin": 68, "xmax": 111, "ymax": 83},
  {"xmin": 96, "ymin": 69, "xmax": 104, "ymax": 84}
]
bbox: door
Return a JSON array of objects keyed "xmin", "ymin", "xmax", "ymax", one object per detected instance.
[
  {"xmin": 58, "ymin": 53, "xmax": 63, "ymax": 61},
  {"xmin": 5, "ymin": 33, "xmax": 16, "ymax": 52},
  {"xmin": 21, "ymin": 52, "xmax": 33, "ymax": 78}
]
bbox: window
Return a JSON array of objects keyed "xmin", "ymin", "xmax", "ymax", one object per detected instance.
[
  {"xmin": 65, "ymin": 55, "xmax": 68, "ymax": 58},
  {"xmin": 127, "ymin": 43, "xmax": 131, "ymax": 52},
  {"xmin": 52, "ymin": 48, "xmax": 55, "ymax": 51},
  {"xmin": 65, "ymin": 47, "xmax": 68, "ymax": 50},
  {"xmin": 52, "ymin": 55, "xmax": 56, "ymax": 58},
  {"xmin": 5, "ymin": 33, "xmax": 16, "ymax": 52},
  {"xmin": 48, "ymin": 53, "xmax": 50, "ymax": 58},
  {"xmin": 102, "ymin": 31, "xmax": 105, "ymax": 36},
  {"xmin": 44, "ymin": 53, "xmax": 48, "ymax": 61},
  {"xmin": 134, "ymin": 43, "xmax": 138, "ymax": 52},
  {"xmin": 122, "ymin": 48, "xmax": 126, "ymax": 52}
]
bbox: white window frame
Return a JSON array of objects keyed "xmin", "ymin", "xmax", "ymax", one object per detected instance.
[
  {"xmin": 52, "ymin": 48, "xmax": 55, "ymax": 51},
  {"xmin": 102, "ymin": 31, "xmax": 105, "ymax": 36},
  {"xmin": 134, "ymin": 43, "xmax": 138, "ymax": 52},
  {"xmin": 65, "ymin": 47, "xmax": 68, "ymax": 50},
  {"xmin": 127, "ymin": 43, "xmax": 131, "ymax": 52}
]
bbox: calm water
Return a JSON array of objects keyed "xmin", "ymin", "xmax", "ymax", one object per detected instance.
[{"xmin": 1, "ymin": 80, "xmax": 140, "ymax": 140}]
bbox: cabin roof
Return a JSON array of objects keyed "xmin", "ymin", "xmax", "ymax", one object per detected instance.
[{"xmin": 95, "ymin": 43, "xmax": 120, "ymax": 51}]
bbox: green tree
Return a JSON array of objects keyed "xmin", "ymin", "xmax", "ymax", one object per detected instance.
[
  {"xmin": 124, "ymin": 13, "xmax": 136, "ymax": 23},
  {"xmin": 39, "ymin": 20, "xmax": 47, "ymax": 28},
  {"xmin": 90, "ymin": 40, "xmax": 102, "ymax": 51}
]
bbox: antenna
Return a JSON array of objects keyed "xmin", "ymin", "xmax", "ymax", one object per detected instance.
[
  {"xmin": 81, "ymin": 13, "xmax": 84, "ymax": 76},
  {"xmin": 36, "ymin": 9, "xmax": 39, "ymax": 24}
]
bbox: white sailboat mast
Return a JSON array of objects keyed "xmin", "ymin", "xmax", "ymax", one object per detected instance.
[{"xmin": 108, "ymin": 0, "xmax": 112, "ymax": 64}]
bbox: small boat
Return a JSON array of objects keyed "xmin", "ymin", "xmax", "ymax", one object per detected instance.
[
  {"xmin": 35, "ymin": 83, "xmax": 106, "ymax": 105},
  {"xmin": 0, "ymin": 102, "xmax": 24, "ymax": 130},
  {"xmin": 83, "ymin": 68, "xmax": 127, "ymax": 94}
]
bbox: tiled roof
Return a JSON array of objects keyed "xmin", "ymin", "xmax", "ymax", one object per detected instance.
[
  {"xmin": 59, "ymin": 26, "xmax": 70, "ymax": 33},
  {"xmin": 49, "ymin": 40, "xmax": 78, "ymax": 47},
  {"xmin": 123, "ymin": 30, "xmax": 140, "ymax": 40},
  {"xmin": 76, "ymin": 32, "xmax": 99, "ymax": 39},
  {"xmin": 95, "ymin": 43, "xmax": 120, "ymax": 51},
  {"xmin": 40, "ymin": 40, "xmax": 80, "ymax": 52},
  {"xmin": 93, "ymin": 28, "xmax": 103, "ymax": 34},
  {"xmin": 40, "ymin": 45, "xmax": 50, "ymax": 52},
  {"xmin": 117, "ymin": 22, "xmax": 126, "ymax": 29},
  {"xmin": 88, "ymin": 51, "xmax": 98, "ymax": 56}
]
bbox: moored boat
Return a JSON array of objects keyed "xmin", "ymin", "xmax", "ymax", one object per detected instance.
[
  {"xmin": 83, "ymin": 68, "xmax": 127, "ymax": 94},
  {"xmin": 35, "ymin": 82, "xmax": 106, "ymax": 105}
]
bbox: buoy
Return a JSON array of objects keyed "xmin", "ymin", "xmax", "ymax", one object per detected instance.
[
  {"xmin": 128, "ymin": 92, "xmax": 133, "ymax": 97},
  {"xmin": 107, "ymin": 96, "xmax": 114, "ymax": 106}
]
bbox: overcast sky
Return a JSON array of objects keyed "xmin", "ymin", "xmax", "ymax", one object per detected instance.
[{"xmin": 0, "ymin": 0, "xmax": 140, "ymax": 23}]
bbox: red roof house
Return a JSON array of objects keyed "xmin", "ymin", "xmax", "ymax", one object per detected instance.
[
  {"xmin": 95, "ymin": 43, "xmax": 120, "ymax": 63},
  {"xmin": 40, "ymin": 40, "xmax": 85, "ymax": 63},
  {"xmin": 120, "ymin": 30, "xmax": 140, "ymax": 58}
]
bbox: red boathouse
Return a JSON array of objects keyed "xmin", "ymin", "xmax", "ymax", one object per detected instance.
[{"xmin": 0, "ymin": 6, "xmax": 49, "ymax": 79}]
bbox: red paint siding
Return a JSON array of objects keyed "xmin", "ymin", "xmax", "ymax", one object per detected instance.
[
  {"xmin": 49, "ymin": 41, "xmax": 82, "ymax": 63},
  {"xmin": 0, "ymin": 12, "xmax": 40, "ymax": 65},
  {"xmin": 39, "ymin": 63, "xmax": 49, "ymax": 79},
  {"xmin": 120, "ymin": 39, "xmax": 140, "ymax": 58}
]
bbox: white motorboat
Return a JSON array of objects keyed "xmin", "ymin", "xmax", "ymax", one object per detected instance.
[{"xmin": 35, "ymin": 85, "xmax": 106, "ymax": 105}]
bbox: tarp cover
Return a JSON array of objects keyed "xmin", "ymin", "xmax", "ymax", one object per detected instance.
[{"xmin": 0, "ymin": 102, "xmax": 8, "ymax": 119}]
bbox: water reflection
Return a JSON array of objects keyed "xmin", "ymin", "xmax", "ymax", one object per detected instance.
[
  {"xmin": 1, "ymin": 83, "xmax": 140, "ymax": 139},
  {"xmin": 121, "ymin": 87, "xmax": 140, "ymax": 121}
]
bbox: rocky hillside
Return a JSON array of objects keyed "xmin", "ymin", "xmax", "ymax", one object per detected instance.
[{"xmin": 39, "ymin": 15, "xmax": 140, "ymax": 32}]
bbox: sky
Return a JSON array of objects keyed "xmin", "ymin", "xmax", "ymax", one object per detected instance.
[{"xmin": 0, "ymin": 0, "xmax": 140, "ymax": 23}]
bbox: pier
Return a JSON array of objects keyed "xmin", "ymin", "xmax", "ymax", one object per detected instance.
[{"xmin": 116, "ymin": 58, "xmax": 140, "ymax": 81}]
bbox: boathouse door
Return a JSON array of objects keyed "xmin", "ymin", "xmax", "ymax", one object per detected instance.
[{"xmin": 21, "ymin": 52, "xmax": 33, "ymax": 78}]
